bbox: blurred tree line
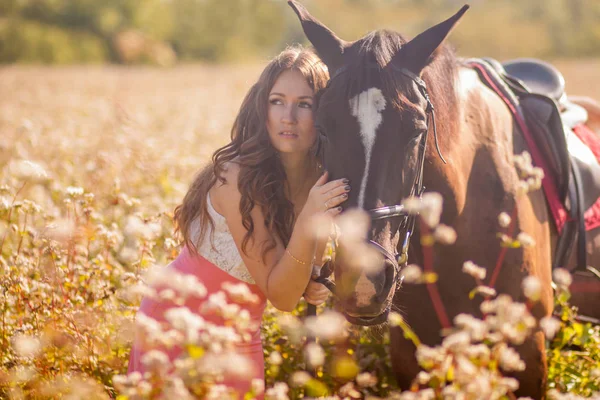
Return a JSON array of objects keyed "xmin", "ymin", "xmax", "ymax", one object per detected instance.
[{"xmin": 0, "ymin": 0, "xmax": 599, "ymax": 65}]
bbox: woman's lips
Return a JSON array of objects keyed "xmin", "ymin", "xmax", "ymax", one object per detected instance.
[{"xmin": 279, "ymin": 131, "xmax": 298, "ymax": 138}]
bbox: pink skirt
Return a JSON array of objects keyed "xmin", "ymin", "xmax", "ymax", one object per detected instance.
[{"xmin": 127, "ymin": 246, "xmax": 267, "ymax": 398}]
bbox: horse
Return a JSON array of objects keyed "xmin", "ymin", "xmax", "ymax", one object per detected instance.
[{"xmin": 287, "ymin": 1, "xmax": 600, "ymax": 398}]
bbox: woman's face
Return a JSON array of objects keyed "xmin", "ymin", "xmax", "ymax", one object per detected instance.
[{"xmin": 266, "ymin": 69, "xmax": 317, "ymax": 157}]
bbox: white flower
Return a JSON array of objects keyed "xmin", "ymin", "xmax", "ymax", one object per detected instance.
[
  {"xmin": 516, "ymin": 232, "xmax": 535, "ymax": 248},
  {"xmin": 494, "ymin": 343, "xmax": 525, "ymax": 372},
  {"xmin": 474, "ymin": 285, "xmax": 497, "ymax": 298},
  {"xmin": 454, "ymin": 313, "xmax": 488, "ymax": 341},
  {"xmin": 498, "ymin": 212, "xmax": 511, "ymax": 228},
  {"xmin": 268, "ymin": 351, "xmax": 283, "ymax": 366},
  {"xmin": 356, "ymin": 372, "xmax": 377, "ymax": 388},
  {"xmin": 289, "ymin": 371, "xmax": 311, "ymax": 387},
  {"xmin": 402, "ymin": 264, "xmax": 423, "ymax": 283},
  {"xmin": 141, "ymin": 350, "xmax": 170, "ymax": 374},
  {"xmin": 522, "ymin": 276, "xmax": 542, "ymax": 301},
  {"xmin": 222, "ymin": 281, "xmax": 259, "ymax": 304},
  {"xmin": 164, "ymin": 307, "xmax": 205, "ymax": 344},
  {"xmin": 421, "ymin": 192, "xmax": 443, "ymax": 228},
  {"xmin": 442, "ymin": 331, "xmax": 471, "ymax": 352},
  {"xmin": 265, "ymin": 382, "xmax": 289, "ymax": 400},
  {"xmin": 252, "ymin": 378, "xmax": 265, "ymax": 394},
  {"xmin": 540, "ymin": 316, "xmax": 561, "ymax": 339},
  {"xmin": 8, "ymin": 160, "xmax": 48, "ymax": 182},
  {"xmin": 66, "ymin": 186, "xmax": 84, "ymax": 197},
  {"xmin": 433, "ymin": 224, "xmax": 457, "ymax": 244},
  {"xmin": 304, "ymin": 342, "xmax": 325, "ymax": 368},
  {"xmin": 553, "ymin": 268, "xmax": 572, "ymax": 288},
  {"xmin": 416, "ymin": 345, "xmax": 446, "ymax": 367},
  {"xmin": 462, "ymin": 261, "xmax": 486, "ymax": 281},
  {"xmin": 12, "ymin": 334, "xmax": 42, "ymax": 358},
  {"xmin": 304, "ymin": 310, "xmax": 347, "ymax": 341}
]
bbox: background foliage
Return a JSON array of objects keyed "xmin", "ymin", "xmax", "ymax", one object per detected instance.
[{"xmin": 1, "ymin": 0, "xmax": 600, "ymax": 65}]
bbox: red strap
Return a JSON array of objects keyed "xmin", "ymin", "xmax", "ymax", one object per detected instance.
[{"xmin": 469, "ymin": 63, "xmax": 569, "ymax": 233}]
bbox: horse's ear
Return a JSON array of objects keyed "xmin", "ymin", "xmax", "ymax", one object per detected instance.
[
  {"xmin": 288, "ymin": 0, "xmax": 349, "ymax": 73},
  {"xmin": 395, "ymin": 5, "xmax": 469, "ymax": 75}
]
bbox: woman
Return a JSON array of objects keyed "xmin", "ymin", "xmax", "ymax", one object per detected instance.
[{"xmin": 127, "ymin": 46, "xmax": 349, "ymax": 398}]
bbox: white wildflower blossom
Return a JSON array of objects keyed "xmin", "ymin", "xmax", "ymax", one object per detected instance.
[
  {"xmin": 433, "ymin": 224, "xmax": 457, "ymax": 244},
  {"xmin": 268, "ymin": 351, "xmax": 283, "ymax": 366},
  {"xmin": 553, "ymin": 268, "xmax": 573, "ymax": 288},
  {"xmin": 522, "ymin": 276, "xmax": 542, "ymax": 301},
  {"xmin": 474, "ymin": 285, "xmax": 497, "ymax": 298},
  {"xmin": 204, "ymin": 384, "xmax": 233, "ymax": 400},
  {"xmin": 464, "ymin": 343, "xmax": 491, "ymax": 363},
  {"xmin": 164, "ymin": 307, "xmax": 205, "ymax": 344},
  {"xmin": 165, "ymin": 271, "xmax": 207, "ymax": 299},
  {"xmin": 289, "ymin": 371, "xmax": 311, "ymax": 387},
  {"xmin": 402, "ymin": 264, "xmax": 423, "ymax": 284},
  {"xmin": 499, "ymin": 377, "xmax": 520, "ymax": 392},
  {"xmin": 454, "ymin": 313, "xmax": 488, "ymax": 341},
  {"xmin": 494, "ymin": 343, "xmax": 526, "ymax": 372},
  {"xmin": 265, "ymin": 382, "xmax": 290, "ymax": 400},
  {"xmin": 252, "ymin": 378, "xmax": 265, "ymax": 395},
  {"xmin": 304, "ymin": 310, "xmax": 347, "ymax": 341},
  {"xmin": 442, "ymin": 331, "xmax": 471, "ymax": 352},
  {"xmin": 462, "ymin": 261, "xmax": 486, "ymax": 281},
  {"xmin": 65, "ymin": 186, "xmax": 84, "ymax": 197},
  {"xmin": 338, "ymin": 382, "xmax": 361, "ymax": 398},
  {"xmin": 12, "ymin": 334, "xmax": 42, "ymax": 358},
  {"xmin": 498, "ymin": 212, "xmax": 512, "ymax": 228},
  {"xmin": 356, "ymin": 372, "xmax": 377, "ymax": 388},
  {"xmin": 8, "ymin": 160, "xmax": 48, "ymax": 182},
  {"xmin": 140, "ymin": 350, "xmax": 170, "ymax": 375},
  {"xmin": 454, "ymin": 355, "xmax": 478, "ymax": 384},
  {"xmin": 540, "ymin": 316, "xmax": 561, "ymax": 339},
  {"xmin": 222, "ymin": 281, "xmax": 259, "ymax": 304},
  {"xmin": 416, "ymin": 345, "xmax": 446, "ymax": 368},
  {"xmin": 415, "ymin": 371, "xmax": 431, "ymax": 385},
  {"xmin": 402, "ymin": 196, "xmax": 423, "ymax": 214},
  {"xmin": 420, "ymin": 192, "xmax": 443, "ymax": 228},
  {"xmin": 304, "ymin": 342, "xmax": 325, "ymax": 368},
  {"xmin": 516, "ymin": 232, "xmax": 535, "ymax": 248},
  {"xmin": 335, "ymin": 208, "xmax": 370, "ymax": 242},
  {"xmin": 162, "ymin": 377, "xmax": 193, "ymax": 400}
]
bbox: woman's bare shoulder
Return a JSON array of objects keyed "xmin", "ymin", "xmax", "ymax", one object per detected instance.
[{"xmin": 211, "ymin": 160, "xmax": 241, "ymax": 214}]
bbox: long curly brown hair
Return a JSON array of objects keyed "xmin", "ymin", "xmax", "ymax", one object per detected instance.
[{"xmin": 174, "ymin": 46, "xmax": 329, "ymax": 260}]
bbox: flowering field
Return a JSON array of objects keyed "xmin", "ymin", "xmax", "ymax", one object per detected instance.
[{"xmin": 1, "ymin": 62, "xmax": 600, "ymax": 400}]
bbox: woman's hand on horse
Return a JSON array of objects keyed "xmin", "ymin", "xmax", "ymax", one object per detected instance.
[
  {"xmin": 298, "ymin": 171, "xmax": 350, "ymax": 224},
  {"xmin": 304, "ymin": 279, "xmax": 330, "ymax": 306}
]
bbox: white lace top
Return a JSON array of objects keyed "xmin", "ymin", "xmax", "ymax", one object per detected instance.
[{"xmin": 189, "ymin": 195, "xmax": 255, "ymax": 284}]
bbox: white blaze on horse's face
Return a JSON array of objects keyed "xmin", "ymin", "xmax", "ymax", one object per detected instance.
[{"xmin": 349, "ymin": 88, "xmax": 387, "ymax": 208}]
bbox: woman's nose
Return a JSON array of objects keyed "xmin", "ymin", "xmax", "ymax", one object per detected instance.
[{"xmin": 281, "ymin": 105, "xmax": 297, "ymax": 124}]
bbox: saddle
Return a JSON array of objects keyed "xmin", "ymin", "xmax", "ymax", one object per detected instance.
[{"xmin": 467, "ymin": 57, "xmax": 600, "ymax": 273}]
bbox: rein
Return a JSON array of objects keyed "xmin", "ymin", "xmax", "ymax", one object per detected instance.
[{"xmin": 307, "ymin": 63, "xmax": 450, "ymax": 328}]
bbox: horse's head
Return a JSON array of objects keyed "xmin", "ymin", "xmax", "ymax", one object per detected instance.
[{"xmin": 289, "ymin": 1, "xmax": 468, "ymax": 325}]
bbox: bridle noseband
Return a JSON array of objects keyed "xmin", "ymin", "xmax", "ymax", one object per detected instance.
[{"xmin": 309, "ymin": 63, "xmax": 445, "ymax": 326}]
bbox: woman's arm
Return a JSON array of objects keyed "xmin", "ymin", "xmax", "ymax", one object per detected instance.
[{"xmin": 211, "ymin": 163, "xmax": 348, "ymax": 312}]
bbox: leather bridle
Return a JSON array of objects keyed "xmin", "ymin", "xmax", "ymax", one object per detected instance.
[{"xmin": 308, "ymin": 63, "xmax": 445, "ymax": 326}]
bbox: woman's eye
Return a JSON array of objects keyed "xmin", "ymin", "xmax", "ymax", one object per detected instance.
[
  {"xmin": 299, "ymin": 101, "xmax": 313, "ymax": 109},
  {"xmin": 269, "ymin": 98, "xmax": 283, "ymax": 105}
]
